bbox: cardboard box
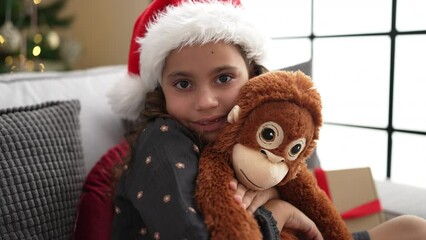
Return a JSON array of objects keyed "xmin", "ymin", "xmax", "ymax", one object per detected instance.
[{"xmin": 314, "ymin": 167, "xmax": 385, "ymax": 232}]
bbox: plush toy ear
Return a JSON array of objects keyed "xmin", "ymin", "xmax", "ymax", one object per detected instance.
[{"xmin": 227, "ymin": 105, "xmax": 241, "ymax": 124}]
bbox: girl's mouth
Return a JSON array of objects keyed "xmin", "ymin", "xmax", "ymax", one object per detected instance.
[{"xmin": 192, "ymin": 116, "xmax": 226, "ymax": 133}]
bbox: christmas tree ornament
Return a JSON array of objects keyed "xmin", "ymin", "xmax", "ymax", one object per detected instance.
[
  {"xmin": 0, "ymin": 21, "xmax": 22, "ymax": 52},
  {"xmin": 0, "ymin": 0, "xmax": 22, "ymax": 53},
  {"xmin": 46, "ymin": 30, "xmax": 60, "ymax": 49}
]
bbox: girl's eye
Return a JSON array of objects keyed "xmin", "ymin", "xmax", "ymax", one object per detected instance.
[
  {"xmin": 175, "ymin": 80, "xmax": 191, "ymax": 89},
  {"xmin": 217, "ymin": 75, "xmax": 232, "ymax": 84}
]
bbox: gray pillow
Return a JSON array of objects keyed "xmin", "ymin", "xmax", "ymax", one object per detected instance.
[
  {"xmin": 0, "ymin": 100, "xmax": 85, "ymax": 240},
  {"xmin": 281, "ymin": 59, "xmax": 312, "ymax": 76}
]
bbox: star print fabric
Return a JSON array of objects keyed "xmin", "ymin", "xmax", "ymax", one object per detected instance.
[{"xmin": 112, "ymin": 118, "xmax": 208, "ymax": 239}]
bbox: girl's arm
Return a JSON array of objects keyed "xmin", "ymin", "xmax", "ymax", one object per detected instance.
[
  {"xmin": 117, "ymin": 118, "xmax": 208, "ymax": 239},
  {"xmin": 264, "ymin": 200, "xmax": 323, "ymax": 240},
  {"xmin": 232, "ymin": 180, "xmax": 323, "ymax": 240}
]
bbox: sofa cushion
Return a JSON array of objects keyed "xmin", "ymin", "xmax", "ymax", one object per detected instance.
[{"xmin": 0, "ymin": 100, "xmax": 85, "ymax": 240}]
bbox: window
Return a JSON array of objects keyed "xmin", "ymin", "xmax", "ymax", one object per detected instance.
[{"xmin": 242, "ymin": 0, "xmax": 426, "ymax": 189}]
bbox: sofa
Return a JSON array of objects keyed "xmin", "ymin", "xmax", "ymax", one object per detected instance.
[{"xmin": 1, "ymin": 64, "xmax": 423, "ymax": 239}]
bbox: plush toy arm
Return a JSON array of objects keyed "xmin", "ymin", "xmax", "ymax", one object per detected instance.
[
  {"xmin": 195, "ymin": 146, "xmax": 262, "ymax": 240},
  {"xmin": 277, "ymin": 167, "xmax": 352, "ymax": 240}
]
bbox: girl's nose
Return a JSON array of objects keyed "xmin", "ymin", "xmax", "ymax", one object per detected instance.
[{"xmin": 195, "ymin": 88, "xmax": 219, "ymax": 111}]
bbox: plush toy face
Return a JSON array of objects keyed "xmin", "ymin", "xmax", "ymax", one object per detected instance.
[{"xmin": 229, "ymin": 99, "xmax": 315, "ymax": 191}]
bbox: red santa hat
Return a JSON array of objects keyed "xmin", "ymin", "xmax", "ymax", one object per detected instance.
[{"xmin": 107, "ymin": 0, "xmax": 268, "ymax": 120}]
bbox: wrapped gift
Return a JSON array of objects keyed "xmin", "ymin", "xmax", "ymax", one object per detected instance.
[{"xmin": 314, "ymin": 167, "xmax": 385, "ymax": 232}]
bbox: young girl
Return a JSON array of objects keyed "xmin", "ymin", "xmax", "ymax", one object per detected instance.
[
  {"xmin": 108, "ymin": 0, "xmax": 321, "ymax": 239},
  {"xmin": 108, "ymin": 0, "xmax": 426, "ymax": 239}
]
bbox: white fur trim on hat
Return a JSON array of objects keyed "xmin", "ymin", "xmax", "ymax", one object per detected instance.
[
  {"xmin": 107, "ymin": 73, "xmax": 147, "ymax": 120},
  {"xmin": 108, "ymin": 0, "xmax": 268, "ymax": 120}
]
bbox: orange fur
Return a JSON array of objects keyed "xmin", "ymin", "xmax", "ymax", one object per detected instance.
[{"xmin": 195, "ymin": 71, "xmax": 352, "ymax": 240}]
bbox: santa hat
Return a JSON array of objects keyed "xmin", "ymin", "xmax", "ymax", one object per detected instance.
[{"xmin": 107, "ymin": 0, "xmax": 268, "ymax": 120}]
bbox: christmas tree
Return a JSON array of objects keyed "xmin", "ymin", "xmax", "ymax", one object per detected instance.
[{"xmin": 0, "ymin": 0, "xmax": 74, "ymax": 73}]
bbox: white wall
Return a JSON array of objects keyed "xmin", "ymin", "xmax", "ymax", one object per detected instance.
[{"xmin": 64, "ymin": 0, "xmax": 149, "ymax": 69}]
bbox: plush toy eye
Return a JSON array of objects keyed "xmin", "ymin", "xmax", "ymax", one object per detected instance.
[
  {"xmin": 287, "ymin": 138, "xmax": 306, "ymax": 161},
  {"xmin": 291, "ymin": 144, "xmax": 302, "ymax": 155},
  {"xmin": 261, "ymin": 128, "xmax": 275, "ymax": 141},
  {"xmin": 256, "ymin": 121, "xmax": 284, "ymax": 150}
]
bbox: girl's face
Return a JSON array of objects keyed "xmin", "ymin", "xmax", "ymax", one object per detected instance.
[{"xmin": 161, "ymin": 42, "xmax": 250, "ymax": 143}]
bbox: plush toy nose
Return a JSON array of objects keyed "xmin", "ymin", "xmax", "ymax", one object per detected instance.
[{"xmin": 260, "ymin": 149, "xmax": 285, "ymax": 163}]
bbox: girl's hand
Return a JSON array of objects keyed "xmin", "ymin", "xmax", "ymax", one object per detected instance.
[
  {"xmin": 265, "ymin": 199, "xmax": 324, "ymax": 240},
  {"xmin": 229, "ymin": 178, "xmax": 279, "ymax": 214}
]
